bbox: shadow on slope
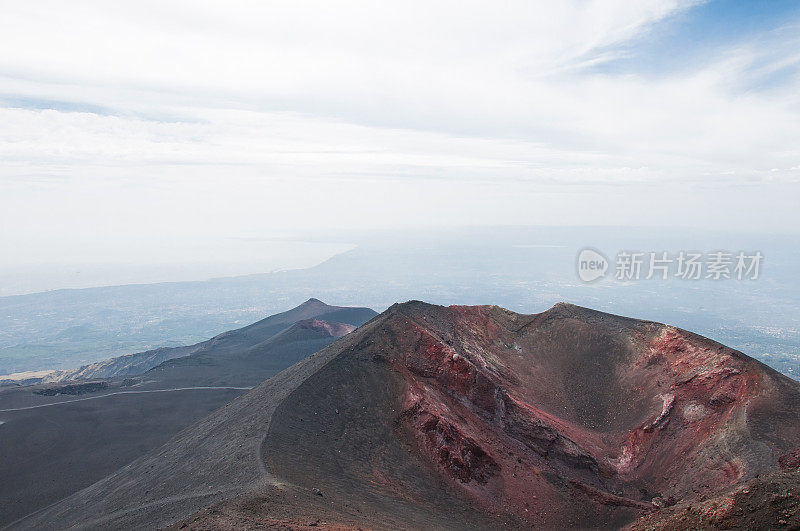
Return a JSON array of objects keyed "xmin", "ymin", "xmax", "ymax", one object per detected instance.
[
  {"xmin": 0, "ymin": 299, "xmax": 376, "ymax": 527},
  {"xmin": 12, "ymin": 301, "xmax": 800, "ymax": 529}
]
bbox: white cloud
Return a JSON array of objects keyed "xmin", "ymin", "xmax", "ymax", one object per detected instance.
[{"xmin": 0, "ymin": 0, "xmax": 799, "ymax": 278}]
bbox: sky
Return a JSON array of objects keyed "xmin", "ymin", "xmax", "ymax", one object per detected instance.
[{"xmin": 1, "ymin": 0, "xmax": 799, "ymax": 293}]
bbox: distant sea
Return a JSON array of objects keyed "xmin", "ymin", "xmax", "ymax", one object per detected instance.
[{"xmin": 0, "ymin": 239, "xmax": 354, "ymax": 297}]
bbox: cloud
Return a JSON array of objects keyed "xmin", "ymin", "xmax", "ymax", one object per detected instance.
[{"xmin": 0, "ymin": 0, "xmax": 799, "ymax": 272}]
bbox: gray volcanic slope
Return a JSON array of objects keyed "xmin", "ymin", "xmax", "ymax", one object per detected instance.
[
  {"xmin": 12, "ymin": 301, "xmax": 800, "ymax": 530},
  {"xmin": 0, "ymin": 300, "xmax": 376, "ymax": 528},
  {"xmin": 8, "ymin": 335, "xmax": 354, "ymax": 530},
  {"xmin": 9, "ymin": 306, "xmax": 483, "ymax": 531},
  {"xmin": 0, "ymin": 387, "xmax": 244, "ymax": 527},
  {"xmin": 39, "ymin": 298, "xmax": 375, "ymax": 384},
  {"xmin": 143, "ymin": 317, "xmax": 360, "ymax": 388}
]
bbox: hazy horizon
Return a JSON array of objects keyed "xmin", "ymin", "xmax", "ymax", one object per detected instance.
[
  {"xmin": 3, "ymin": 1, "xmax": 800, "ymax": 293},
  {"xmin": 3, "ymin": 222, "xmax": 797, "ymax": 297}
]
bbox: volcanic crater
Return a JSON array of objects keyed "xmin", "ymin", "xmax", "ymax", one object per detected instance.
[
  {"xmin": 16, "ymin": 301, "xmax": 800, "ymax": 530},
  {"xmin": 241, "ymin": 301, "xmax": 800, "ymax": 528}
]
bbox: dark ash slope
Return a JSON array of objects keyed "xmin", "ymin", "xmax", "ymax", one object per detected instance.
[
  {"xmin": 12, "ymin": 301, "xmax": 800, "ymax": 530},
  {"xmin": 0, "ymin": 299, "xmax": 376, "ymax": 528},
  {"xmin": 37, "ymin": 298, "xmax": 375, "ymax": 384}
]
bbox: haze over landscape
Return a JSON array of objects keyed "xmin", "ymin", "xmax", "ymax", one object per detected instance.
[
  {"xmin": 2, "ymin": 0, "xmax": 800, "ymax": 294},
  {"xmin": 2, "ymin": 1, "xmax": 800, "ymax": 530}
]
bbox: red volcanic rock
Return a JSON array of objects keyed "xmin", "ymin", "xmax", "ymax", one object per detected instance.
[
  {"xmin": 779, "ymin": 448, "xmax": 800, "ymax": 472},
  {"xmin": 296, "ymin": 318, "xmax": 355, "ymax": 338},
  {"xmin": 31, "ymin": 300, "xmax": 799, "ymax": 530},
  {"xmin": 401, "ymin": 404, "xmax": 500, "ymax": 485},
  {"xmin": 255, "ymin": 301, "xmax": 800, "ymax": 528}
]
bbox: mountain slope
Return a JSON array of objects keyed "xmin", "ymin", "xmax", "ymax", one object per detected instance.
[
  {"xmin": 14, "ymin": 301, "xmax": 800, "ymax": 530},
  {"xmin": 145, "ymin": 318, "xmax": 357, "ymax": 387},
  {"xmin": 37, "ymin": 298, "xmax": 374, "ymax": 384},
  {"xmin": 0, "ymin": 299, "xmax": 376, "ymax": 527}
]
